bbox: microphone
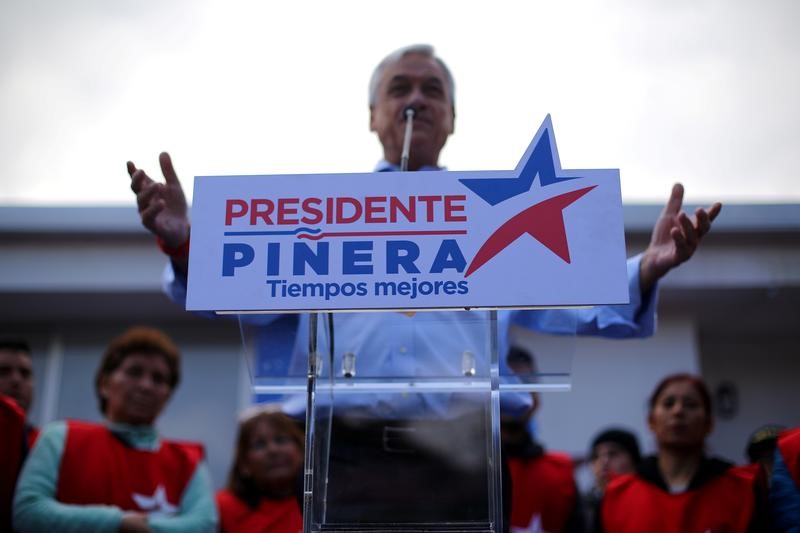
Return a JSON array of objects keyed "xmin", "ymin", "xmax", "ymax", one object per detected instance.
[{"xmin": 400, "ymin": 106, "xmax": 416, "ymax": 171}]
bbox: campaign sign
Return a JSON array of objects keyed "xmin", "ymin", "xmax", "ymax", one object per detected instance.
[{"xmin": 186, "ymin": 116, "xmax": 629, "ymax": 312}]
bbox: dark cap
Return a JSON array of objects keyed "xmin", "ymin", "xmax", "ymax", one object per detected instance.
[
  {"xmin": 591, "ymin": 428, "xmax": 641, "ymax": 464},
  {"xmin": 746, "ymin": 424, "xmax": 786, "ymax": 463}
]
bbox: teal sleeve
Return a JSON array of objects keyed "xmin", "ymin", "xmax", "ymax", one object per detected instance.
[
  {"xmin": 13, "ymin": 421, "xmax": 124, "ymax": 533},
  {"xmin": 148, "ymin": 461, "xmax": 218, "ymax": 533}
]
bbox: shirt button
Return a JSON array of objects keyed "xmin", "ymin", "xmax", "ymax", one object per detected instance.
[{"xmin": 399, "ymin": 346, "xmax": 408, "ymax": 354}]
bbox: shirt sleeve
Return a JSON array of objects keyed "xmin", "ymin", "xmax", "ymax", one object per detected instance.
[
  {"xmin": 13, "ymin": 421, "xmax": 124, "ymax": 533},
  {"xmin": 511, "ymin": 254, "xmax": 658, "ymax": 339},
  {"xmin": 162, "ymin": 261, "xmax": 286, "ymax": 326},
  {"xmin": 148, "ymin": 461, "xmax": 218, "ymax": 533}
]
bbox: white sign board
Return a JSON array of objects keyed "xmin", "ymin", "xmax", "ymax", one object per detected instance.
[{"xmin": 186, "ymin": 116, "xmax": 629, "ymax": 312}]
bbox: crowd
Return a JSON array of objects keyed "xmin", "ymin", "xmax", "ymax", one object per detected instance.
[
  {"xmin": 2, "ymin": 336, "xmax": 799, "ymax": 532},
  {"xmin": 2, "ymin": 42, "xmax": 798, "ymax": 532}
]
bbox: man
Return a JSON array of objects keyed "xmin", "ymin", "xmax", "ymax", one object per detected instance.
[
  {"xmin": 0, "ymin": 339, "xmax": 37, "ymax": 531},
  {"xmin": 128, "ymin": 44, "xmax": 721, "ymax": 527},
  {"xmin": 128, "ymin": 44, "xmax": 720, "ymax": 296}
]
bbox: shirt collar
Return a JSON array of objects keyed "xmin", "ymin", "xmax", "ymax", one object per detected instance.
[{"xmin": 106, "ymin": 420, "xmax": 160, "ymax": 450}]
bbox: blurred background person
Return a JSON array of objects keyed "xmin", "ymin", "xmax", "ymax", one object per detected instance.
[
  {"xmin": 506, "ymin": 346, "xmax": 541, "ymax": 440},
  {"xmin": 216, "ymin": 406, "xmax": 303, "ymax": 533},
  {"xmin": 584, "ymin": 427, "xmax": 641, "ymax": 531},
  {"xmin": 745, "ymin": 424, "xmax": 785, "ymax": 483},
  {"xmin": 599, "ymin": 373, "xmax": 766, "ymax": 532},
  {"xmin": 0, "ymin": 339, "xmax": 38, "ymax": 531},
  {"xmin": 14, "ymin": 326, "xmax": 216, "ymax": 533},
  {"xmin": 502, "ymin": 407, "xmax": 584, "ymax": 532},
  {"xmin": 770, "ymin": 427, "xmax": 800, "ymax": 532}
]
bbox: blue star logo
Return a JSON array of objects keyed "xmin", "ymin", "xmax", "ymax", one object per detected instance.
[{"xmin": 459, "ymin": 114, "xmax": 581, "ymax": 205}]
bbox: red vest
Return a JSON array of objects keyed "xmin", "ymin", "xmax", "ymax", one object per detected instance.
[
  {"xmin": 778, "ymin": 427, "xmax": 800, "ymax": 486},
  {"xmin": 508, "ymin": 452, "xmax": 577, "ymax": 532},
  {"xmin": 216, "ymin": 489, "xmax": 302, "ymax": 533},
  {"xmin": 1, "ymin": 395, "xmax": 26, "ymax": 531},
  {"xmin": 56, "ymin": 420, "xmax": 203, "ymax": 514},
  {"xmin": 601, "ymin": 465, "xmax": 757, "ymax": 533}
]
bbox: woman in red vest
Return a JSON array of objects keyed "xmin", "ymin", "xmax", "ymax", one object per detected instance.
[
  {"xmin": 599, "ymin": 373, "xmax": 765, "ymax": 533},
  {"xmin": 217, "ymin": 406, "xmax": 303, "ymax": 533},
  {"xmin": 13, "ymin": 326, "xmax": 216, "ymax": 532}
]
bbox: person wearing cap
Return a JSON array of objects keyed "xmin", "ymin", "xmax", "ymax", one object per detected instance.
[
  {"xmin": 746, "ymin": 424, "xmax": 786, "ymax": 481},
  {"xmin": 584, "ymin": 428, "xmax": 641, "ymax": 530}
]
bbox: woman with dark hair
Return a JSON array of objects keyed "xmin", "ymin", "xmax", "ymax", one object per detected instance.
[
  {"xmin": 14, "ymin": 326, "xmax": 216, "ymax": 533},
  {"xmin": 599, "ymin": 373, "xmax": 765, "ymax": 532},
  {"xmin": 216, "ymin": 406, "xmax": 303, "ymax": 533}
]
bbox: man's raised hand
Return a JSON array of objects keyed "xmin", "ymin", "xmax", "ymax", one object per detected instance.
[
  {"xmin": 639, "ymin": 183, "xmax": 722, "ymax": 292},
  {"xmin": 127, "ymin": 152, "xmax": 190, "ymax": 248}
]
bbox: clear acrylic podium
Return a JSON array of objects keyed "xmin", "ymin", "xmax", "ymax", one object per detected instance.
[{"xmin": 238, "ymin": 309, "xmax": 576, "ymax": 533}]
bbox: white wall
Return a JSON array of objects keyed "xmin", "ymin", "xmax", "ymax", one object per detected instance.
[{"xmin": 702, "ymin": 337, "xmax": 800, "ymax": 463}]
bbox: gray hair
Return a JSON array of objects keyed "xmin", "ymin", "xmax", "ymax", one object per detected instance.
[{"xmin": 368, "ymin": 44, "xmax": 455, "ymax": 109}]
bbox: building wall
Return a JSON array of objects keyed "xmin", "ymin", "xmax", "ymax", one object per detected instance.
[{"xmin": 701, "ymin": 336, "xmax": 800, "ymax": 463}]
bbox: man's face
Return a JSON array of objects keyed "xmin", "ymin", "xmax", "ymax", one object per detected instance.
[
  {"xmin": 0, "ymin": 349, "xmax": 34, "ymax": 412},
  {"xmin": 370, "ymin": 52, "xmax": 455, "ymax": 170}
]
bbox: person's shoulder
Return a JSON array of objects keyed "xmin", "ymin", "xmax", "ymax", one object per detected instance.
[
  {"xmin": 722, "ymin": 462, "xmax": 759, "ymax": 484},
  {"xmin": 160, "ymin": 438, "xmax": 206, "ymax": 463},
  {"xmin": 605, "ymin": 472, "xmax": 640, "ymax": 495},
  {"xmin": 540, "ymin": 450, "xmax": 574, "ymax": 469},
  {"xmin": 0, "ymin": 392, "xmax": 24, "ymax": 414},
  {"xmin": 779, "ymin": 427, "xmax": 800, "ymax": 447},
  {"xmin": 216, "ymin": 488, "xmax": 251, "ymax": 525},
  {"xmin": 216, "ymin": 488, "xmax": 243, "ymax": 508},
  {"xmin": 0, "ymin": 393, "xmax": 26, "ymax": 431},
  {"xmin": 63, "ymin": 419, "xmax": 103, "ymax": 432}
]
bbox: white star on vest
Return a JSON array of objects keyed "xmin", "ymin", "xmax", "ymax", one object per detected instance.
[
  {"xmin": 511, "ymin": 513, "xmax": 549, "ymax": 533},
  {"xmin": 132, "ymin": 485, "xmax": 179, "ymax": 517}
]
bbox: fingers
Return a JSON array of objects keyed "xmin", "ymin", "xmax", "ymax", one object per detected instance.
[
  {"xmin": 708, "ymin": 202, "xmax": 722, "ymax": 222},
  {"xmin": 126, "ymin": 161, "xmax": 137, "ymax": 178},
  {"xmin": 662, "ymin": 183, "xmax": 685, "ymax": 216},
  {"xmin": 692, "ymin": 201, "xmax": 722, "ymax": 238},
  {"xmin": 129, "ymin": 168, "xmax": 154, "ymax": 194},
  {"xmin": 140, "ymin": 199, "xmax": 166, "ymax": 229},
  {"xmin": 669, "ymin": 226, "xmax": 691, "ymax": 261},
  {"xmin": 136, "ymin": 182, "xmax": 164, "ymax": 213},
  {"xmin": 694, "ymin": 208, "xmax": 711, "ymax": 237},
  {"xmin": 159, "ymin": 152, "xmax": 180, "ymax": 187},
  {"xmin": 677, "ymin": 212, "xmax": 697, "ymax": 249}
]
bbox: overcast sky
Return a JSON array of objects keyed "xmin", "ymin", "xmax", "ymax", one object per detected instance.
[{"xmin": 1, "ymin": 0, "xmax": 798, "ymax": 206}]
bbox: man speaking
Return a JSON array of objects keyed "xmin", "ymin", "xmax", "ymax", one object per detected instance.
[{"xmin": 128, "ymin": 44, "xmax": 721, "ymax": 528}]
